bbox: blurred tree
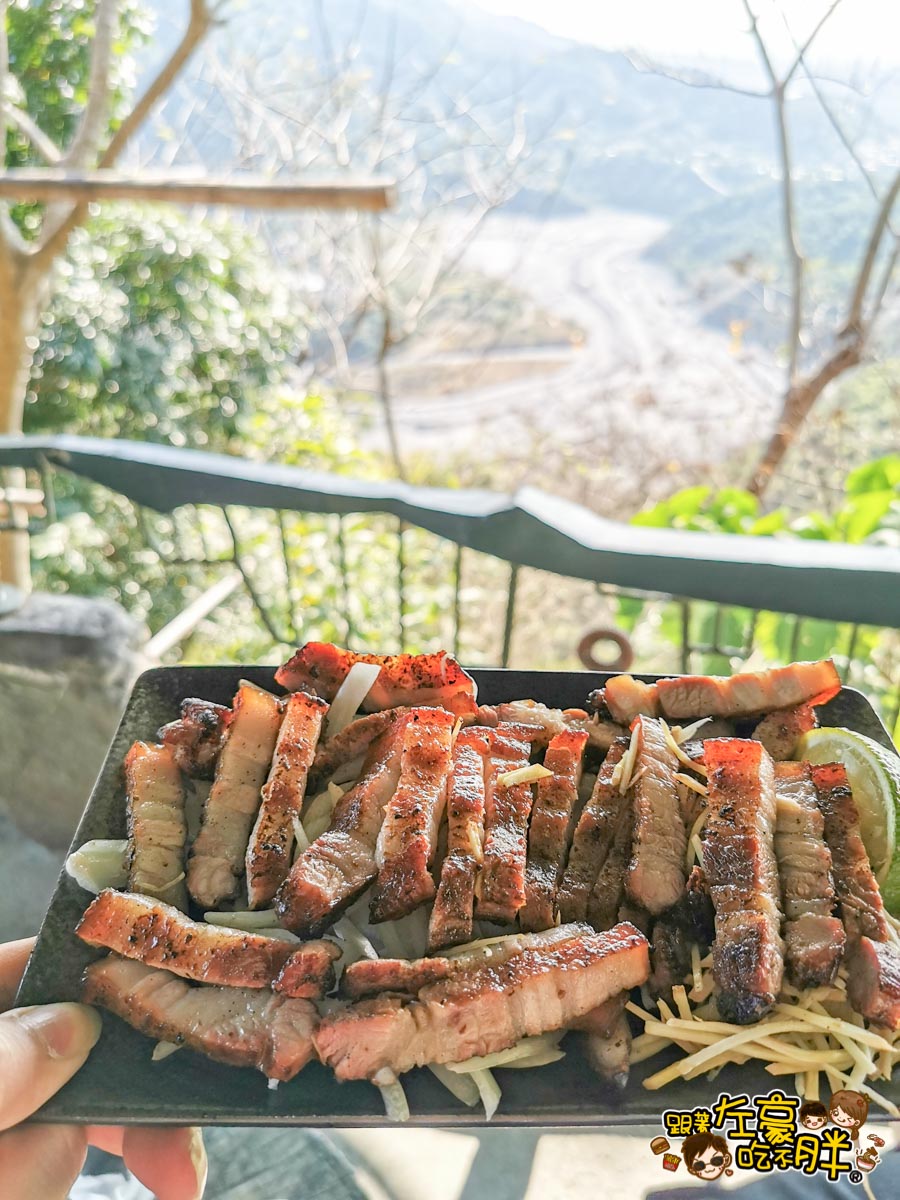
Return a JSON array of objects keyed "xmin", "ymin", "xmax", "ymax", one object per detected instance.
[{"xmin": 0, "ymin": 0, "xmax": 219, "ymax": 586}]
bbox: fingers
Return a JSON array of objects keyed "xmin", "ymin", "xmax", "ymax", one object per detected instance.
[
  {"xmin": 121, "ymin": 1127, "xmax": 208, "ymax": 1200},
  {"xmin": 0, "ymin": 1122, "xmax": 87, "ymax": 1200},
  {"xmin": 0, "ymin": 1003, "xmax": 102, "ymax": 1130},
  {"xmin": 0, "ymin": 938, "xmax": 36, "ymax": 1010},
  {"xmin": 88, "ymin": 1125, "xmax": 207, "ymax": 1199}
]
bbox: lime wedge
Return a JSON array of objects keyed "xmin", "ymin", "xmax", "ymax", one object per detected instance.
[{"xmin": 796, "ymin": 727, "xmax": 900, "ymax": 913}]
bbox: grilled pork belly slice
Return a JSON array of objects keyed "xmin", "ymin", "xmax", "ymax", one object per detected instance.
[
  {"xmin": 125, "ymin": 741, "xmax": 188, "ymax": 910},
  {"xmin": 568, "ymin": 991, "xmax": 626, "ymax": 1037},
  {"xmin": 558, "ymin": 739, "xmax": 629, "ymax": 923},
  {"xmin": 581, "ymin": 1011, "xmax": 632, "ymax": 1091},
  {"xmin": 587, "ymin": 776, "xmax": 634, "ymax": 931},
  {"xmin": 344, "ymin": 926, "xmax": 589, "ymax": 998},
  {"xmin": 625, "ymin": 717, "xmax": 687, "ymax": 916},
  {"xmin": 158, "ymin": 698, "xmax": 231, "ymax": 779},
  {"xmin": 310, "ymin": 710, "xmax": 403, "ymax": 788},
  {"xmin": 754, "ymin": 704, "xmax": 817, "ymax": 762},
  {"xmin": 275, "ymin": 719, "xmax": 406, "ymax": 936},
  {"xmin": 478, "ymin": 700, "xmax": 623, "ymax": 752},
  {"xmin": 245, "ymin": 690, "xmax": 329, "ymax": 909},
  {"xmin": 428, "ymin": 728, "xmax": 491, "ymax": 950},
  {"xmin": 276, "ymin": 644, "xmax": 478, "ymax": 717},
  {"xmin": 76, "ymin": 889, "xmax": 338, "ymax": 996},
  {"xmin": 476, "ymin": 722, "xmax": 540, "ymax": 923},
  {"xmin": 647, "ymin": 869, "xmax": 716, "ymax": 997},
  {"xmin": 773, "ymin": 762, "xmax": 844, "ymax": 988},
  {"xmin": 595, "ymin": 660, "xmax": 840, "ymax": 725},
  {"xmin": 315, "ymin": 922, "xmax": 650, "ymax": 1080},
  {"xmin": 521, "ymin": 729, "xmax": 589, "ymax": 932},
  {"xmin": 84, "ymin": 956, "xmax": 318, "ymax": 1081},
  {"xmin": 811, "ymin": 761, "xmax": 891, "ymax": 943},
  {"xmin": 370, "ymin": 708, "xmax": 455, "ymax": 923},
  {"xmin": 187, "ymin": 683, "xmax": 283, "ymax": 909},
  {"xmin": 845, "ymin": 937, "xmax": 900, "ymax": 1030},
  {"xmin": 702, "ymin": 739, "xmax": 784, "ymax": 1023}
]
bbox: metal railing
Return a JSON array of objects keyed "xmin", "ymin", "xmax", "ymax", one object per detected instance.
[{"xmin": 2, "ymin": 434, "xmax": 899, "ymax": 734}]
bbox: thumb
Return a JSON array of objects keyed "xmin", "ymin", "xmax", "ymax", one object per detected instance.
[{"xmin": 0, "ymin": 1003, "xmax": 102, "ymax": 1130}]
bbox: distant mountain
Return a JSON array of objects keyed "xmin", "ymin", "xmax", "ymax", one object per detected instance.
[{"xmin": 140, "ymin": 0, "xmax": 900, "ymax": 224}]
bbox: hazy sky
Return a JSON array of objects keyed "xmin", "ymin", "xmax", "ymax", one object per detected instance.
[{"xmin": 467, "ymin": 0, "xmax": 900, "ymax": 69}]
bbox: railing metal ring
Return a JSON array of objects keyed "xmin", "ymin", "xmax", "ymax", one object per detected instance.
[{"xmin": 577, "ymin": 627, "xmax": 634, "ymax": 673}]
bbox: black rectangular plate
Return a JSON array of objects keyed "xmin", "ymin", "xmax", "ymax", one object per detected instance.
[{"xmin": 17, "ymin": 666, "xmax": 900, "ymax": 1126}]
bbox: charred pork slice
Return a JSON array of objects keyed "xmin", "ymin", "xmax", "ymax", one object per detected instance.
[
  {"xmin": 773, "ymin": 762, "xmax": 844, "ymax": 987},
  {"xmin": 581, "ymin": 1011, "xmax": 632, "ymax": 1091},
  {"xmin": 428, "ymin": 728, "xmax": 491, "ymax": 950},
  {"xmin": 625, "ymin": 717, "xmax": 686, "ymax": 916},
  {"xmin": 310, "ymin": 710, "xmax": 403, "ymax": 788},
  {"xmin": 702, "ymin": 739, "xmax": 784, "ymax": 1024},
  {"xmin": 344, "ymin": 925, "xmax": 590, "ymax": 998},
  {"xmin": 754, "ymin": 704, "xmax": 817, "ymax": 762},
  {"xmin": 477, "ymin": 700, "xmax": 623, "ymax": 752},
  {"xmin": 245, "ymin": 690, "xmax": 329, "ymax": 909},
  {"xmin": 586, "ymin": 776, "xmax": 634, "ymax": 931},
  {"xmin": 315, "ymin": 922, "xmax": 650, "ymax": 1080},
  {"xmin": 521, "ymin": 729, "xmax": 589, "ymax": 932},
  {"xmin": 370, "ymin": 708, "xmax": 455, "ymax": 923},
  {"xmin": 557, "ymin": 740, "xmax": 629, "ymax": 923},
  {"xmin": 276, "ymin": 643, "xmax": 479, "ymax": 717},
  {"xmin": 811, "ymin": 762, "xmax": 891, "ymax": 943},
  {"xmin": 125, "ymin": 741, "xmax": 188, "ymax": 910},
  {"xmin": 476, "ymin": 722, "xmax": 539, "ymax": 923},
  {"xmin": 187, "ymin": 683, "xmax": 283, "ymax": 910},
  {"xmin": 76, "ymin": 889, "xmax": 338, "ymax": 997},
  {"xmin": 845, "ymin": 937, "xmax": 900, "ymax": 1030},
  {"xmin": 84, "ymin": 956, "xmax": 317, "ymax": 1081},
  {"xmin": 597, "ymin": 660, "xmax": 840, "ymax": 725},
  {"xmin": 158, "ymin": 698, "xmax": 231, "ymax": 778},
  {"xmin": 275, "ymin": 719, "xmax": 406, "ymax": 936}
]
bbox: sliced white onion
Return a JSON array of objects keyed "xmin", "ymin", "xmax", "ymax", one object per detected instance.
[
  {"xmin": 325, "ymin": 663, "xmax": 382, "ymax": 739},
  {"xmin": 65, "ymin": 839, "xmax": 129, "ymax": 894},
  {"xmin": 502, "ymin": 1047, "xmax": 566, "ymax": 1069},
  {"xmin": 470, "ymin": 1068, "xmax": 501, "ymax": 1120},
  {"xmin": 292, "ymin": 815, "xmax": 310, "ymax": 859},
  {"xmin": 151, "ymin": 1041, "xmax": 182, "ymax": 1062},
  {"xmin": 446, "ymin": 1033, "xmax": 563, "ymax": 1073},
  {"xmin": 253, "ymin": 928, "xmax": 302, "ymax": 943},
  {"xmin": 428, "ymin": 1063, "xmax": 480, "ymax": 1106},
  {"xmin": 496, "ymin": 763, "xmax": 553, "ymax": 788},
  {"xmin": 373, "ymin": 1067, "xmax": 410, "ymax": 1122},
  {"xmin": 203, "ymin": 909, "xmax": 278, "ymax": 930},
  {"xmin": 444, "ymin": 933, "xmax": 519, "ymax": 958},
  {"xmin": 302, "ymin": 788, "xmax": 340, "ymax": 841},
  {"xmin": 333, "ymin": 917, "xmax": 379, "ymax": 966}
]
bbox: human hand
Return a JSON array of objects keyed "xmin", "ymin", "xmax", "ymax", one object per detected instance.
[{"xmin": 0, "ymin": 938, "xmax": 207, "ymax": 1199}]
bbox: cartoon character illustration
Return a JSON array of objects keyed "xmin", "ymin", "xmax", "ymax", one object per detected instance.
[
  {"xmin": 828, "ymin": 1089, "xmax": 869, "ymax": 1142},
  {"xmin": 799, "ymin": 1100, "xmax": 828, "ymax": 1130},
  {"xmin": 682, "ymin": 1132, "xmax": 732, "ymax": 1181}
]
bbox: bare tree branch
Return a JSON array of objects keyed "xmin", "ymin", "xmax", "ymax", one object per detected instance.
[
  {"xmin": 781, "ymin": 0, "xmax": 844, "ymax": 87},
  {"xmin": 626, "ymin": 54, "xmax": 766, "ymax": 98},
  {"xmin": 62, "ymin": 0, "xmax": 119, "ymax": 167},
  {"xmin": 843, "ymin": 168, "xmax": 900, "ymax": 336}
]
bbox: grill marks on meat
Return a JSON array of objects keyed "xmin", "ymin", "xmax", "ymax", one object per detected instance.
[
  {"xmin": 310, "ymin": 710, "xmax": 402, "ymax": 788},
  {"xmin": 125, "ymin": 742, "xmax": 188, "ymax": 910},
  {"xmin": 315, "ymin": 922, "xmax": 650, "ymax": 1080},
  {"xmin": 428, "ymin": 728, "xmax": 490, "ymax": 950},
  {"xmin": 84, "ymin": 956, "xmax": 318, "ymax": 1081},
  {"xmin": 811, "ymin": 762, "xmax": 890, "ymax": 943},
  {"xmin": 754, "ymin": 705, "xmax": 817, "ymax": 762},
  {"xmin": 625, "ymin": 717, "xmax": 686, "ymax": 916},
  {"xmin": 477, "ymin": 700, "xmax": 623, "ymax": 752},
  {"xmin": 370, "ymin": 708, "xmax": 455, "ymax": 923},
  {"xmin": 276, "ymin": 644, "xmax": 478, "ymax": 717},
  {"xmin": 773, "ymin": 762, "xmax": 844, "ymax": 988},
  {"xmin": 702, "ymin": 739, "xmax": 784, "ymax": 1023},
  {"xmin": 521, "ymin": 729, "xmax": 589, "ymax": 932},
  {"xmin": 76, "ymin": 889, "xmax": 338, "ymax": 997},
  {"xmin": 812, "ymin": 761, "xmax": 900, "ymax": 1029},
  {"xmin": 275, "ymin": 720, "xmax": 406, "ymax": 936},
  {"xmin": 596, "ymin": 660, "xmax": 840, "ymax": 725},
  {"xmin": 557, "ymin": 740, "xmax": 628, "ymax": 923},
  {"xmin": 344, "ymin": 926, "xmax": 588, "ymax": 998},
  {"xmin": 158, "ymin": 698, "xmax": 231, "ymax": 779},
  {"xmin": 245, "ymin": 691, "xmax": 328, "ymax": 909},
  {"xmin": 476, "ymin": 723, "xmax": 539, "ymax": 923},
  {"xmin": 187, "ymin": 683, "xmax": 283, "ymax": 910}
]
